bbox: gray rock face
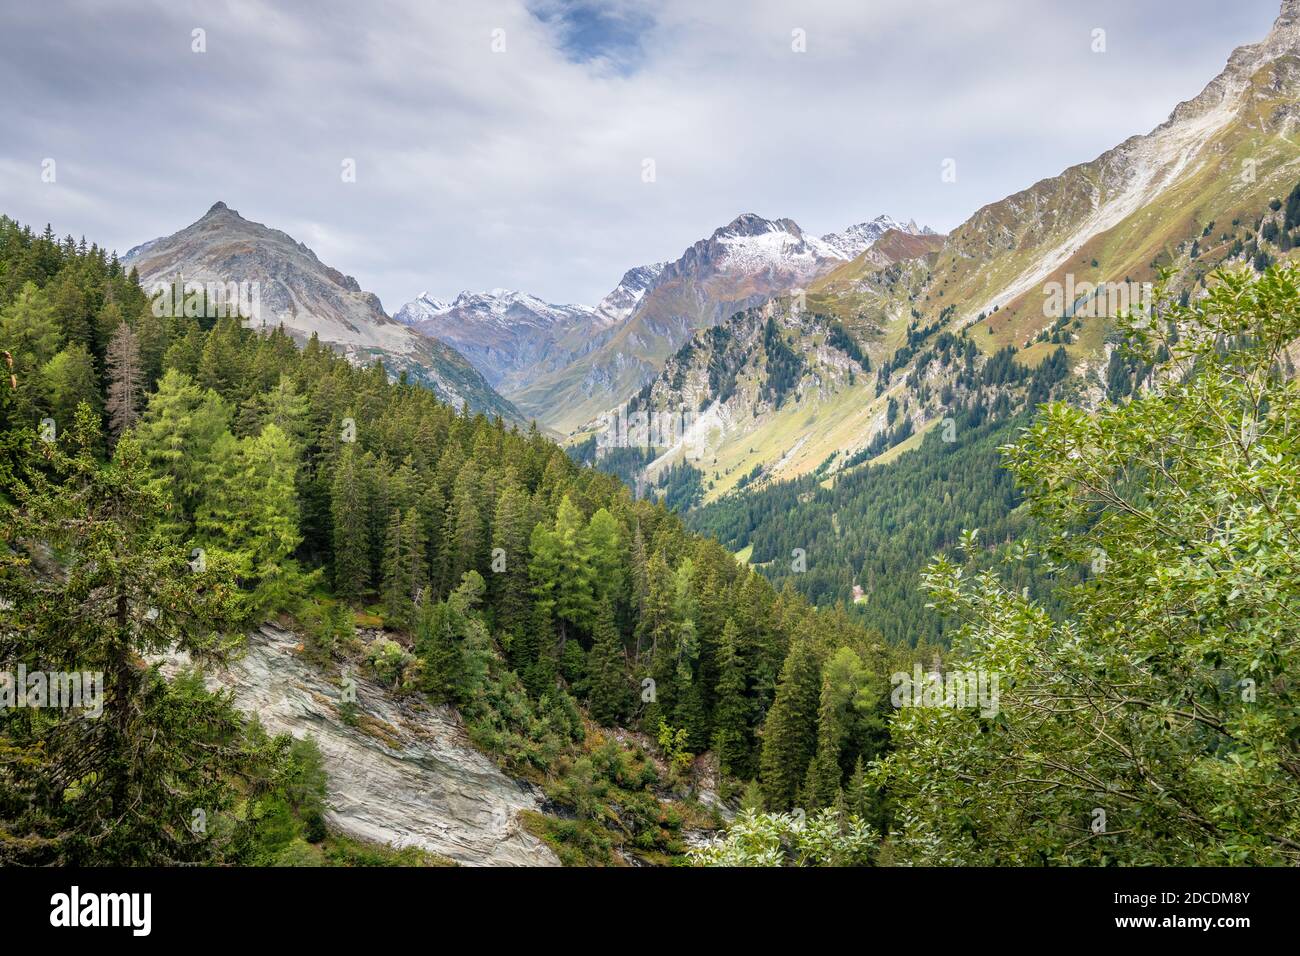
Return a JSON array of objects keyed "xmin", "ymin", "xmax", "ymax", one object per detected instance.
[
  {"xmin": 122, "ymin": 203, "xmax": 525, "ymax": 424},
  {"xmin": 171, "ymin": 624, "xmax": 558, "ymax": 867}
]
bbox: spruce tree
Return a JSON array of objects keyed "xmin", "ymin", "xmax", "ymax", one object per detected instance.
[
  {"xmin": 490, "ymin": 481, "xmax": 531, "ymax": 644},
  {"xmin": 382, "ymin": 507, "xmax": 426, "ymax": 631},
  {"xmin": 712, "ymin": 618, "xmax": 752, "ymax": 780},
  {"xmin": 586, "ymin": 600, "xmax": 631, "ymax": 726},
  {"xmin": 330, "ymin": 445, "xmax": 370, "ymax": 602},
  {"xmin": 760, "ymin": 638, "xmax": 822, "ymax": 810}
]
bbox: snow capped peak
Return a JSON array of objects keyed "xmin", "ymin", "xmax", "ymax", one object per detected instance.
[
  {"xmin": 698, "ymin": 214, "xmax": 842, "ymax": 274},
  {"xmin": 819, "ymin": 215, "xmax": 935, "ymax": 260},
  {"xmin": 396, "ymin": 287, "xmax": 598, "ymax": 332},
  {"xmin": 713, "ymin": 213, "xmax": 804, "ymax": 241},
  {"xmin": 417, "ymin": 291, "xmax": 450, "ymax": 311},
  {"xmin": 595, "ymin": 262, "xmax": 666, "ymax": 323},
  {"xmin": 394, "ymin": 292, "xmax": 452, "ymax": 325}
]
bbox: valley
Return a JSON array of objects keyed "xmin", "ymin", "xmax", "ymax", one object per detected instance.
[{"xmin": 3, "ymin": 0, "xmax": 1300, "ymax": 877}]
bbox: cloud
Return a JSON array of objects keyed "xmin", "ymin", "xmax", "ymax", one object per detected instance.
[{"xmin": 0, "ymin": 0, "xmax": 1282, "ymax": 310}]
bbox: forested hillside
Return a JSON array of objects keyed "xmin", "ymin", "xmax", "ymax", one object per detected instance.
[
  {"xmin": 689, "ymin": 407, "xmax": 1073, "ymax": 646},
  {"xmin": 695, "ymin": 265, "xmax": 1300, "ymax": 865},
  {"xmin": 0, "ymin": 215, "xmax": 911, "ymax": 865}
]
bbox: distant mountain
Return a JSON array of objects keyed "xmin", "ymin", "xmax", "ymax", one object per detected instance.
[
  {"xmin": 395, "ymin": 263, "xmax": 665, "ymax": 395},
  {"xmin": 395, "ymin": 289, "xmax": 602, "ymax": 392},
  {"xmin": 510, "ymin": 212, "xmax": 917, "ymax": 433},
  {"xmin": 609, "ymin": 0, "xmax": 1300, "ymax": 506},
  {"xmin": 123, "ymin": 202, "xmax": 525, "ymax": 423},
  {"xmin": 819, "ymin": 215, "xmax": 935, "ymax": 260}
]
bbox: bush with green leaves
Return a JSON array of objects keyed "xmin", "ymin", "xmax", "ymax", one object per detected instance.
[{"xmin": 690, "ymin": 808, "xmax": 876, "ymax": 867}]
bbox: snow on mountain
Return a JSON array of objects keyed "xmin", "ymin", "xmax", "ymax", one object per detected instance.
[
  {"xmin": 394, "ymin": 293, "xmax": 451, "ymax": 324},
  {"xmin": 595, "ymin": 262, "xmax": 666, "ymax": 323},
  {"xmin": 706, "ymin": 214, "xmax": 843, "ymax": 274},
  {"xmin": 819, "ymin": 215, "xmax": 936, "ymax": 260},
  {"xmin": 397, "ymin": 287, "xmax": 621, "ymax": 392},
  {"xmin": 394, "ymin": 211, "xmax": 925, "ymax": 430},
  {"xmin": 397, "ymin": 289, "xmax": 597, "ymax": 333}
]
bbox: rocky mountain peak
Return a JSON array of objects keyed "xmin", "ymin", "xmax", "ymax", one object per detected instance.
[
  {"xmin": 121, "ymin": 205, "xmax": 523, "ymax": 422},
  {"xmin": 820, "ymin": 216, "xmax": 935, "ymax": 259}
]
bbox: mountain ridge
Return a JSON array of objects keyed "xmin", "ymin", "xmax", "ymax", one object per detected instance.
[
  {"xmin": 597, "ymin": 0, "xmax": 1300, "ymax": 504},
  {"xmin": 503, "ymin": 212, "xmax": 930, "ymax": 432},
  {"xmin": 122, "ymin": 203, "xmax": 527, "ymax": 424}
]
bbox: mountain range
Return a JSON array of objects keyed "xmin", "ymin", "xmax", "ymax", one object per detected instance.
[
  {"xmin": 391, "ymin": 264, "xmax": 662, "ymax": 395},
  {"xmin": 606, "ymin": 0, "xmax": 1300, "ymax": 504},
  {"xmin": 475, "ymin": 213, "xmax": 937, "ymax": 432},
  {"xmin": 117, "ymin": 0, "xmax": 1300, "ymax": 471}
]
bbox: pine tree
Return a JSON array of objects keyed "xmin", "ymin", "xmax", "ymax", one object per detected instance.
[
  {"xmin": 330, "ymin": 445, "xmax": 370, "ymax": 602},
  {"xmin": 670, "ymin": 558, "xmax": 707, "ymax": 750},
  {"xmin": 445, "ymin": 461, "xmax": 484, "ymax": 587},
  {"xmin": 105, "ymin": 321, "xmax": 143, "ymax": 439},
  {"xmin": 490, "ymin": 481, "xmax": 531, "ymax": 645},
  {"xmin": 134, "ymin": 308, "xmax": 169, "ymax": 388},
  {"xmin": 712, "ymin": 618, "xmax": 752, "ymax": 780},
  {"xmin": 760, "ymin": 638, "xmax": 822, "ymax": 810},
  {"xmin": 382, "ymin": 507, "xmax": 426, "ymax": 630},
  {"xmin": 50, "ymin": 270, "xmax": 93, "ymax": 347},
  {"xmin": 638, "ymin": 549, "xmax": 676, "ymax": 727},
  {"xmin": 586, "ymin": 600, "xmax": 632, "ymax": 726},
  {"xmin": 804, "ymin": 647, "xmax": 871, "ymax": 809},
  {"xmin": 629, "ymin": 525, "xmax": 649, "ymax": 619},
  {"xmin": 415, "ymin": 571, "xmax": 486, "ymax": 704}
]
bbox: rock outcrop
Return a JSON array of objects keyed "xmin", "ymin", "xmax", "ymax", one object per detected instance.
[{"xmin": 168, "ymin": 623, "xmax": 558, "ymax": 867}]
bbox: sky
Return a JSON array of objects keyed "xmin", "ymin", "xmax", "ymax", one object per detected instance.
[{"xmin": 0, "ymin": 0, "xmax": 1284, "ymax": 311}]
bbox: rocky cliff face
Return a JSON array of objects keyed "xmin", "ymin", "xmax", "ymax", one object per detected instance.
[{"xmin": 167, "ymin": 624, "xmax": 558, "ymax": 867}]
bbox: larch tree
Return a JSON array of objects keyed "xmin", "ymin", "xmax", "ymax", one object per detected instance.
[{"xmin": 105, "ymin": 320, "xmax": 143, "ymax": 439}]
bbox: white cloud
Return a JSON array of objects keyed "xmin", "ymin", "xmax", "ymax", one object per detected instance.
[{"xmin": 0, "ymin": 0, "xmax": 1281, "ymax": 309}]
